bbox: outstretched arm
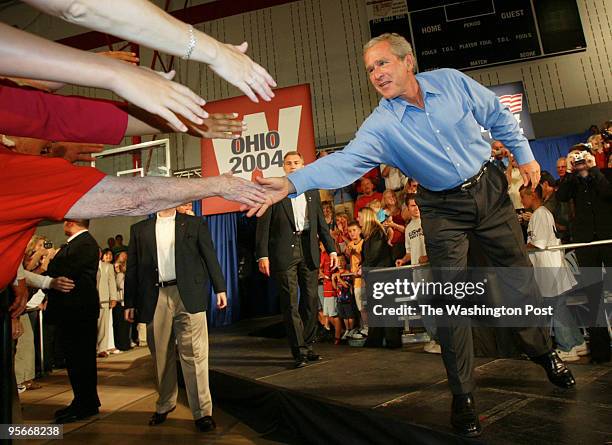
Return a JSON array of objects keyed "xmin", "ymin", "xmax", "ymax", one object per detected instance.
[
  {"xmin": 0, "ymin": 22, "xmax": 207, "ymax": 131},
  {"xmin": 23, "ymin": 0, "xmax": 276, "ymax": 103},
  {"xmin": 65, "ymin": 174, "xmax": 268, "ymax": 219}
]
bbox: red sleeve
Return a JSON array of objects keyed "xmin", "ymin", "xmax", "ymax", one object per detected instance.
[
  {"xmin": 0, "ymin": 83, "xmax": 128, "ymax": 144},
  {"xmin": 0, "ymin": 148, "xmax": 105, "ymax": 221}
]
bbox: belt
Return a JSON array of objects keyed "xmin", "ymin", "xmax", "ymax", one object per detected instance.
[
  {"xmin": 293, "ymin": 229, "xmax": 310, "ymax": 236},
  {"xmin": 155, "ymin": 279, "xmax": 177, "ymax": 288},
  {"xmin": 423, "ymin": 160, "xmax": 491, "ymax": 195}
]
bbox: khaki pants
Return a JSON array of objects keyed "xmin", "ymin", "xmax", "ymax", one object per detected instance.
[{"xmin": 147, "ymin": 286, "xmax": 211, "ymax": 419}]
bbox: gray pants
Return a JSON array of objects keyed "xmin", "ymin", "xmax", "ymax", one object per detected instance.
[
  {"xmin": 147, "ymin": 286, "xmax": 211, "ymax": 419},
  {"xmin": 416, "ymin": 164, "xmax": 551, "ymax": 395}
]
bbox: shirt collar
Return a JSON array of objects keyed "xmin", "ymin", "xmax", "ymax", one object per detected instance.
[
  {"xmin": 156, "ymin": 210, "xmax": 177, "ymax": 221},
  {"xmin": 67, "ymin": 229, "xmax": 88, "ymax": 243},
  {"xmin": 384, "ymin": 75, "xmax": 443, "ymax": 121}
]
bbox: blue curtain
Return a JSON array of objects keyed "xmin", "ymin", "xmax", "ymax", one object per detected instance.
[
  {"xmin": 193, "ymin": 201, "xmax": 239, "ymax": 327},
  {"xmin": 529, "ymin": 131, "xmax": 589, "ymax": 178}
]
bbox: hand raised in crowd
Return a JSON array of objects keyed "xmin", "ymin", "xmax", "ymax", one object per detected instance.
[
  {"xmin": 209, "ymin": 41, "xmax": 277, "ymax": 103},
  {"xmin": 216, "ymin": 292, "xmax": 228, "ymax": 310},
  {"xmin": 258, "ymin": 258, "xmax": 271, "ymax": 277},
  {"xmin": 48, "ymin": 142, "xmax": 104, "ymax": 163},
  {"xmin": 585, "ymin": 152, "xmax": 596, "ymax": 168},
  {"xmin": 418, "ymin": 255, "xmax": 429, "ymax": 264},
  {"xmin": 50, "ymin": 276, "xmax": 75, "ymax": 293},
  {"xmin": 181, "ymin": 113, "xmax": 246, "ymax": 139},
  {"xmin": 395, "ymin": 259, "xmax": 404, "ymax": 267},
  {"xmin": 110, "ymin": 65, "xmax": 208, "ymax": 133},
  {"xmin": 522, "ymin": 211, "xmax": 532, "ymax": 222},
  {"xmin": 98, "ymin": 51, "xmax": 140, "ymax": 66},
  {"xmin": 518, "ymin": 159, "xmax": 541, "ymax": 190}
]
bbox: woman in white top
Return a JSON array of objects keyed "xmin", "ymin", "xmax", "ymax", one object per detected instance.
[{"xmin": 97, "ymin": 248, "xmax": 118, "ymax": 356}]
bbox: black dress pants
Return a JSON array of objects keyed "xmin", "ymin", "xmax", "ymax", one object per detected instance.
[
  {"xmin": 416, "ymin": 164, "xmax": 552, "ymax": 395},
  {"xmin": 59, "ymin": 317, "xmax": 100, "ymax": 411},
  {"xmin": 273, "ymin": 233, "xmax": 319, "ymax": 358}
]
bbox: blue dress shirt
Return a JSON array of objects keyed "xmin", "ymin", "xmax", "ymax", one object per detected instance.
[{"xmin": 289, "ymin": 68, "xmax": 534, "ymax": 194}]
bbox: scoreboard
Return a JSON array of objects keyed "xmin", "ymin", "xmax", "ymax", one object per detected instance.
[{"xmin": 367, "ymin": 0, "xmax": 586, "ymax": 71}]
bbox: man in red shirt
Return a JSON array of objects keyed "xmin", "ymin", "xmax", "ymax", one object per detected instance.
[{"xmin": 353, "ymin": 177, "xmax": 383, "ymax": 219}]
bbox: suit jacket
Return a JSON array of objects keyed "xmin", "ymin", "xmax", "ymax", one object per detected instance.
[
  {"xmin": 124, "ymin": 213, "xmax": 226, "ymax": 324},
  {"xmin": 362, "ymin": 229, "xmax": 394, "ymax": 268},
  {"xmin": 45, "ymin": 231, "xmax": 100, "ymax": 324},
  {"xmin": 256, "ymin": 190, "xmax": 336, "ymax": 272},
  {"xmin": 557, "ymin": 168, "xmax": 612, "ymax": 242},
  {"xmin": 97, "ymin": 261, "xmax": 118, "ymax": 307}
]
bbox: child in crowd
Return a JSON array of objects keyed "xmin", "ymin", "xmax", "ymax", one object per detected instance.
[
  {"xmin": 395, "ymin": 194, "xmax": 439, "ymax": 354},
  {"xmin": 332, "ymin": 256, "xmax": 362, "ymax": 340},
  {"xmin": 320, "ymin": 241, "xmax": 342, "ymax": 344},
  {"xmin": 520, "ymin": 185, "xmax": 585, "ymax": 361},
  {"xmin": 347, "ymin": 221, "xmax": 367, "ymax": 334},
  {"xmin": 332, "ymin": 212, "xmax": 351, "ymax": 256},
  {"xmin": 368, "ymin": 200, "xmax": 393, "ymax": 241}
]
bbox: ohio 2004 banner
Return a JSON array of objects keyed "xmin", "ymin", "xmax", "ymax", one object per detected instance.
[{"xmin": 200, "ymin": 84, "xmax": 316, "ymax": 215}]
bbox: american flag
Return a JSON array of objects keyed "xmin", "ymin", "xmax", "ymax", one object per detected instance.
[{"xmin": 498, "ymin": 93, "xmax": 523, "ymax": 114}]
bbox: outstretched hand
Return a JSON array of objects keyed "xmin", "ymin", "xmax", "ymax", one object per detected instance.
[
  {"xmin": 240, "ymin": 176, "xmax": 290, "ymax": 217},
  {"xmin": 49, "ymin": 142, "xmax": 104, "ymax": 163},
  {"xmin": 182, "ymin": 112, "xmax": 246, "ymax": 139},
  {"xmin": 98, "ymin": 51, "xmax": 140, "ymax": 65},
  {"xmin": 110, "ymin": 64, "xmax": 208, "ymax": 133},
  {"xmin": 209, "ymin": 41, "xmax": 277, "ymax": 103}
]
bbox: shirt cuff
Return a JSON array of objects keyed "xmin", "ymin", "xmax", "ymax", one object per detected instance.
[
  {"xmin": 257, "ymin": 257, "xmax": 269, "ymax": 262},
  {"xmin": 41, "ymin": 276, "xmax": 53, "ymax": 290},
  {"xmin": 509, "ymin": 142, "xmax": 535, "ymax": 166},
  {"xmin": 287, "ymin": 172, "xmax": 306, "ymax": 198}
]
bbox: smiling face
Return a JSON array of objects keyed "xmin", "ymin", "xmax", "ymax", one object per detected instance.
[{"xmin": 364, "ymin": 41, "xmax": 414, "ymax": 100}]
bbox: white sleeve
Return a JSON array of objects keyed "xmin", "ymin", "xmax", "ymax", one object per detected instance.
[
  {"xmin": 23, "ymin": 269, "xmax": 53, "ymax": 290},
  {"xmin": 528, "ymin": 211, "xmax": 549, "ymax": 250},
  {"xmin": 404, "ymin": 226, "xmax": 411, "ymax": 255}
]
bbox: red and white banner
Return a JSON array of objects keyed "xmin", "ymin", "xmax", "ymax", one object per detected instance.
[{"xmin": 200, "ymin": 84, "xmax": 316, "ymax": 215}]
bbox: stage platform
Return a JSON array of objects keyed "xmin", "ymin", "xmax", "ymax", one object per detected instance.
[{"xmin": 208, "ymin": 316, "xmax": 612, "ymax": 445}]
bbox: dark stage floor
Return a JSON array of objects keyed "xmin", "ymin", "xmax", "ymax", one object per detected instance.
[{"xmin": 208, "ymin": 316, "xmax": 612, "ymax": 445}]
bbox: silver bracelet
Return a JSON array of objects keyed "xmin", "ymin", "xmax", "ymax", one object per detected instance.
[{"xmin": 182, "ymin": 25, "xmax": 196, "ymax": 60}]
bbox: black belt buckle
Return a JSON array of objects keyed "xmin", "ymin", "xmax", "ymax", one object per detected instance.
[
  {"xmin": 460, "ymin": 162, "xmax": 489, "ymax": 191},
  {"xmin": 156, "ymin": 280, "xmax": 177, "ymax": 288}
]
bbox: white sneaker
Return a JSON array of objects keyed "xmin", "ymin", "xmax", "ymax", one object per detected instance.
[
  {"xmin": 572, "ymin": 342, "xmax": 589, "ymax": 356},
  {"xmin": 341, "ymin": 329, "xmax": 351, "ymax": 340},
  {"xmin": 359, "ymin": 327, "xmax": 368, "ymax": 336},
  {"xmin": 350, "ymin": 331, "xmax": 365, "ymax": 340},
  {"xmin": 556, "ymin": 348, "xmax": 580, "ymax": 362},
  {"xmin": 17, "ymin": 384, "xmax": 26, "ymax": 394},
  {"xmin": 423, "ymin": 341, "xmax": 441, "ymax": 354}
]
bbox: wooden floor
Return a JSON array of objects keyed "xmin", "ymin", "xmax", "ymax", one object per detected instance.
[{"xmin": 18, "ymin": 346, "xmax": 285, "ymax": 445}]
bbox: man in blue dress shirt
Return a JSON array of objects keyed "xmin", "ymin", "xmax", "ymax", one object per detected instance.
[{"xmin": 254, "ymin": 33, "xmax": 576, "ymax": 437}]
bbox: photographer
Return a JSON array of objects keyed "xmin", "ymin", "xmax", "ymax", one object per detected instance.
[{"xmin": 557, "ymin": 146, "xmax": 612, "ymax": 363}]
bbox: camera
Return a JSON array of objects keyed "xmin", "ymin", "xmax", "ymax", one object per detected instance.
[
  {"xmin": 43, "ymin": 241, "xmax": 53, "ymax": 249},
  {"xmin": 573, "ymin": 151, "xmax": 587, "ymax": 166},
  {"xmin": 602, "ymin": 129, "xmax": 612, "ymax": 141}
]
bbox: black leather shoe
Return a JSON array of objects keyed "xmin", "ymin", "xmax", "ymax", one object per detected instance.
[
  {"xmin": 54, "ymin": 404, "xmax": 74, "ymax": 419},
  {"xmin": 55, "ymin": 407, "xmax": 99, "ymax": 424},
  {"xmin": 148, "ymin": 406, "xmax": 176, "ymax": 426},
  {"xmin": 450, "ymin": 393, "xmax": 482, "ymax": 438},
  {"xmin": 195, "ymin": 415, "xmax": 216, "ymax": 432},
  {"xmin": 306, "ymin": 351, "xmax": 321, "ymax": 361},
  {"xmin": 294, "ymin": 355, "xmax": 309, "ymax": 368},
  {"xmin": 532, "ymin": 350, "xmax": 576, "ymax": 389}
]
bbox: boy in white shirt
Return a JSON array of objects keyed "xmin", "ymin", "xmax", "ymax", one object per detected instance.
[
  {"xmin": 395, "ymin": 195, "xmax": 439, "ymax": 353},
  {"xmin": 520, "ymin": 185, "xmax": 585, "ymax": 361}
]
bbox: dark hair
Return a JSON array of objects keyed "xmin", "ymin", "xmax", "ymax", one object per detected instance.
[
  {"xmin": 519, "ymin": 183, "xmax": 543, "ymax": 200},
  {"xmin": 101, "ymin": 248, "xmax": 113, "ymax": 257},
  {"xmin": 404, "ymin": 192, "xmax": 417, "ymax": 206},
  {"xmin": 115, "ymin": 234, "xmax": 123, "ymax": 240},
  {"xmin": 65, "ymin": 218, "xmax": 89, "ymax": 228},
  {"xmin": 539, "ymin": 171, "xmax": 556, "ymax": 187},
  {"xmin": 347, "ymin": 221, "xmax": 361, "ymax": 229}
]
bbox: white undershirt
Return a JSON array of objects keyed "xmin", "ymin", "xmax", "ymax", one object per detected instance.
[
  {"xmin": 155, "ymin": 211, "xmax": 176, "ymax": 282},
  {"xmin": 291, "ymin": 194, "xmax": 310, "ymax": 232}
]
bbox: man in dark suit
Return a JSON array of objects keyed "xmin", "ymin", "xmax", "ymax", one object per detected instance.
[
  {"xmin": 124, "ymin": 207, "xmax": 226, "ymax": 432},
  {"xmin": 256, "ymin": 151, "xmax": 337, "ymax": 368},
  {"xmin": 45, "ymin": 219, "xmax": 101, "ymax": 423}
]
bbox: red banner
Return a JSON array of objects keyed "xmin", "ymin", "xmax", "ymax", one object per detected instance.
[{"xmin": 200, "ymin": 84, "xmax": 316, "ymax": 215}]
